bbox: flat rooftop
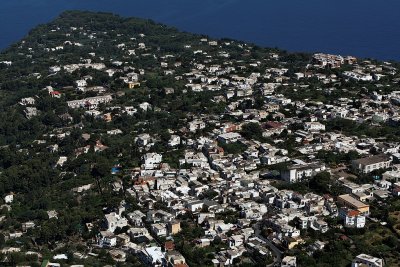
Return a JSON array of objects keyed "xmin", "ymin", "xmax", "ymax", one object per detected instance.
[
  {"xmin": 338, "ymin": 194, "xmax": 369, "ymax": 209},
  {"xmin": 353, "ymin": 154, "xmax": 391, "ymax": 166}
]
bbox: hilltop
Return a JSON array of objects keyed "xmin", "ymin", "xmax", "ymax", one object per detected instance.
[{"xmin": 0, "ymin": 10, "xmax": 400, "ymax": 267}]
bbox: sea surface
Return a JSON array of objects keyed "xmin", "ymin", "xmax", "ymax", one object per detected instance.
[{"xmin": 0, "ymin": 0, "xmax": 400, "ymax": 61}]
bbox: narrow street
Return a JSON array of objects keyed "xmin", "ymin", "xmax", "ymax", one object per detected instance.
[{"xmin": 253, "ymin": 222, "xmax": 284, "ymax": 266}]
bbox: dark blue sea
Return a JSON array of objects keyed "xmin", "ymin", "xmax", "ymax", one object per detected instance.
[{"xmin": 1, "ymin": 0, "xmax": 400, "ymax": 61}]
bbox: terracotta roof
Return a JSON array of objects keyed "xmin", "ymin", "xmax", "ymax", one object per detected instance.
[
  {"xmin": 164, "ymin": 241, "xmax": 175, "ymax": 251},
  {"xmin": 264, "ymin": 121, "xmax": 283, "ymax": 129},
  {"xmin": 347, "ymin": 210, "xmax": 360, "ymax": 217}
]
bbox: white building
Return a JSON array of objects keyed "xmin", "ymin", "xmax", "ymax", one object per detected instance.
[
  {"xmin": 136, "ymin": 133, "xmax": 152, "ymax": 147},
  {"xmin": 352, "ymin": 154, "xmax": 392, "ymax": 174},
  {"xmin": 310, "ymin": 220, "xmax": 329, "ymax": 233},
  {"xmin": 168, "ymin": 135, "xmax": 181, "ymax": 147},
  {"xmin": 281, "ymin": 163, "xmax": 326, "ymax": 183},
  {"xmin": 49, "ymin": 66, "xmax": 61, "ymax": 73},
  {"xmin": 188, "ymin": 120, "xmax": 206, "ymax": 132},
  {"xmin": 218, "ymin": 132, "xmax": 242, "ymax": 144},
  {"xmin": 75, "ymin": 79, "xmax": 87, "ymax": 87},
  {"xmin": 304, "ymin": 122, "xmax": 325, "ymax": 132},
  {"xmin": 187, "ymin": 200, "xmax": 204, "ymax": 212},
  {"xmin": 352, "ymin": 254, "xmax": 383, "ymax": 267},
  {"xmin": 19, "ymin": 97, "xmax": 35, "ymax": 106},
  {"xmin": 67, "ymin": 95, "xmax": 112, "ymax": 109},
  {"xmin": 140, "ymin": 247, "xmax": 165, "ymax": 267},
  {"xmin": 228, "ymin": 235, "xmax": 244, "ymax": 248},
  {"xmin": 343, "ymin": 71, "xmax": 373, "ymax": 82},
  {"xmin": 151, "ymin": 223, "xmax": 167, "ymax": 237},
  {"xmin": 139, "ymin": 102, "xmax": 152, "ymax": 111},
  {"xmin": 104, "ymin": 212, "xmax": 128, "ymax": 233},
  {"xmin": 4, "ymin": 194, "xmax": 13, "ymax": 204},
  {"xmin": 99, "ymin": 231, "xmax": 117, "ymax": 247},
  {"xmin": 128, "ymin": 227, "xmax": 149, "ymax": 239},
  {"xmin": 142, "ymin": 153, "xmax": 162, "ymax": 169},
  {"xmin": 24, "ymin": 107, "xmax": 39, "ymax": 119},
  {"xmin": 56, "ymin": 156, "xmax": 68, "ymax": 167},
  {"xmin": 339, "ymin": 208, "xmax": 366, "ymax": 228},
  {"xmin": 281, "ymin": 256, "xmax": 297, "ymax": 267},
  {"xmin": 261, "ymin": 154, "xmax": 290, "ymax": 166}
]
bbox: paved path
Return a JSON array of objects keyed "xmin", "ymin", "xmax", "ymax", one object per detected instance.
[{"xmin": 253, "ymin": 222, "xmax": 284, "ymax": 267}]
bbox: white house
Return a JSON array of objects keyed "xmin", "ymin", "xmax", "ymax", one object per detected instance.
[
  {"xmin": 19, "ymin": 97, "xmax": 36, "ymax": 106},
  {"xmin": 187, "ymin": 200, "xmax": 204, "ymax": 213},
  {"xmin": 281, "ymin": 256, "xmax": 297, "ymax": 267},
  {"xmin": 188, "ymin": 120, "xmax": 206, "ymax": 132},
  {"xmin": 310, "ymin": 220, "xmax": 329, "ymax": 233},
  {"xmin": 352, "ymin": 254, "xmax": 383, "ymax": 267},
  {"xmin": 136, "ymin": 133, "xmax": 152, "ymax": 147},
  {"xmin": 281, "ymin": 163, "xmax": 326, "ymax": 183},
  {"xmin": 75, "ymin": 79, "xmax": 87, "ymax": 88},
  {"xmin": 304, "ymin": 122, "xmax": 325, "ymax": 132},
  {"xmin": 139, "ymin": 102, "xmax": 152, "ymax": 111},
  {"xmin": 55, "ymin": 156, "xmax": 68, "ymax": 167},
  {"xmin": 142, "ymin": 153, "xmax": 162, "ymax": 169},
  {"xmin": 99, "ymin": 231, "xmax": 117, "ymax": 247},
  {"xmin": 168, "ymin": 135, "xmax": 181, "ymax": 147},
  {"xmin": 128, "ymin": 227, "xmax": 149, "ymax": 239},
  {"xmin": 140, "ymin": 247, "xmax": 165, "ymax": 267},
  {"xmin": 151, "ymin": 223, "xmax": 167, "ymax": 237},
  {"xmin": 228, "ymin": 235, "xmax": 244, "ymax": 248},
  {"xmin": 339, "ymin": 208, "xmax": 366, "ymax": 228},
  {"xmin": 67, "ymin": 95, "xmax": 112, "ymax": 109},
  {"xmin": 218, "ymin": 132, "xmax": 242, "ymax": 144},
  {"xmin": 4, "ymin": 194, "xmax": 13, "ymax": 204},
  {"xmin": 104, "ymin": 212, "xmax": 128, "ymax": 233},
  {"xmin": 352, "ymin": 154, "xmax": 392, "ymax": 174},
  {"xmin": 126, "ymin": 210, "xmax": 146, "ymax": 226}
]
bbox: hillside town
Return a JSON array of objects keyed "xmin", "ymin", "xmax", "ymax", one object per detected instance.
[{"xmin": 0, "ymin": 11, "xmax": 400, "ymax": 267}]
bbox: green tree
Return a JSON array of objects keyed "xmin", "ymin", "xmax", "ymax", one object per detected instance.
[{"xmin": 241, "ymin": 122, "xmax": 263, "ymax": 141}]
